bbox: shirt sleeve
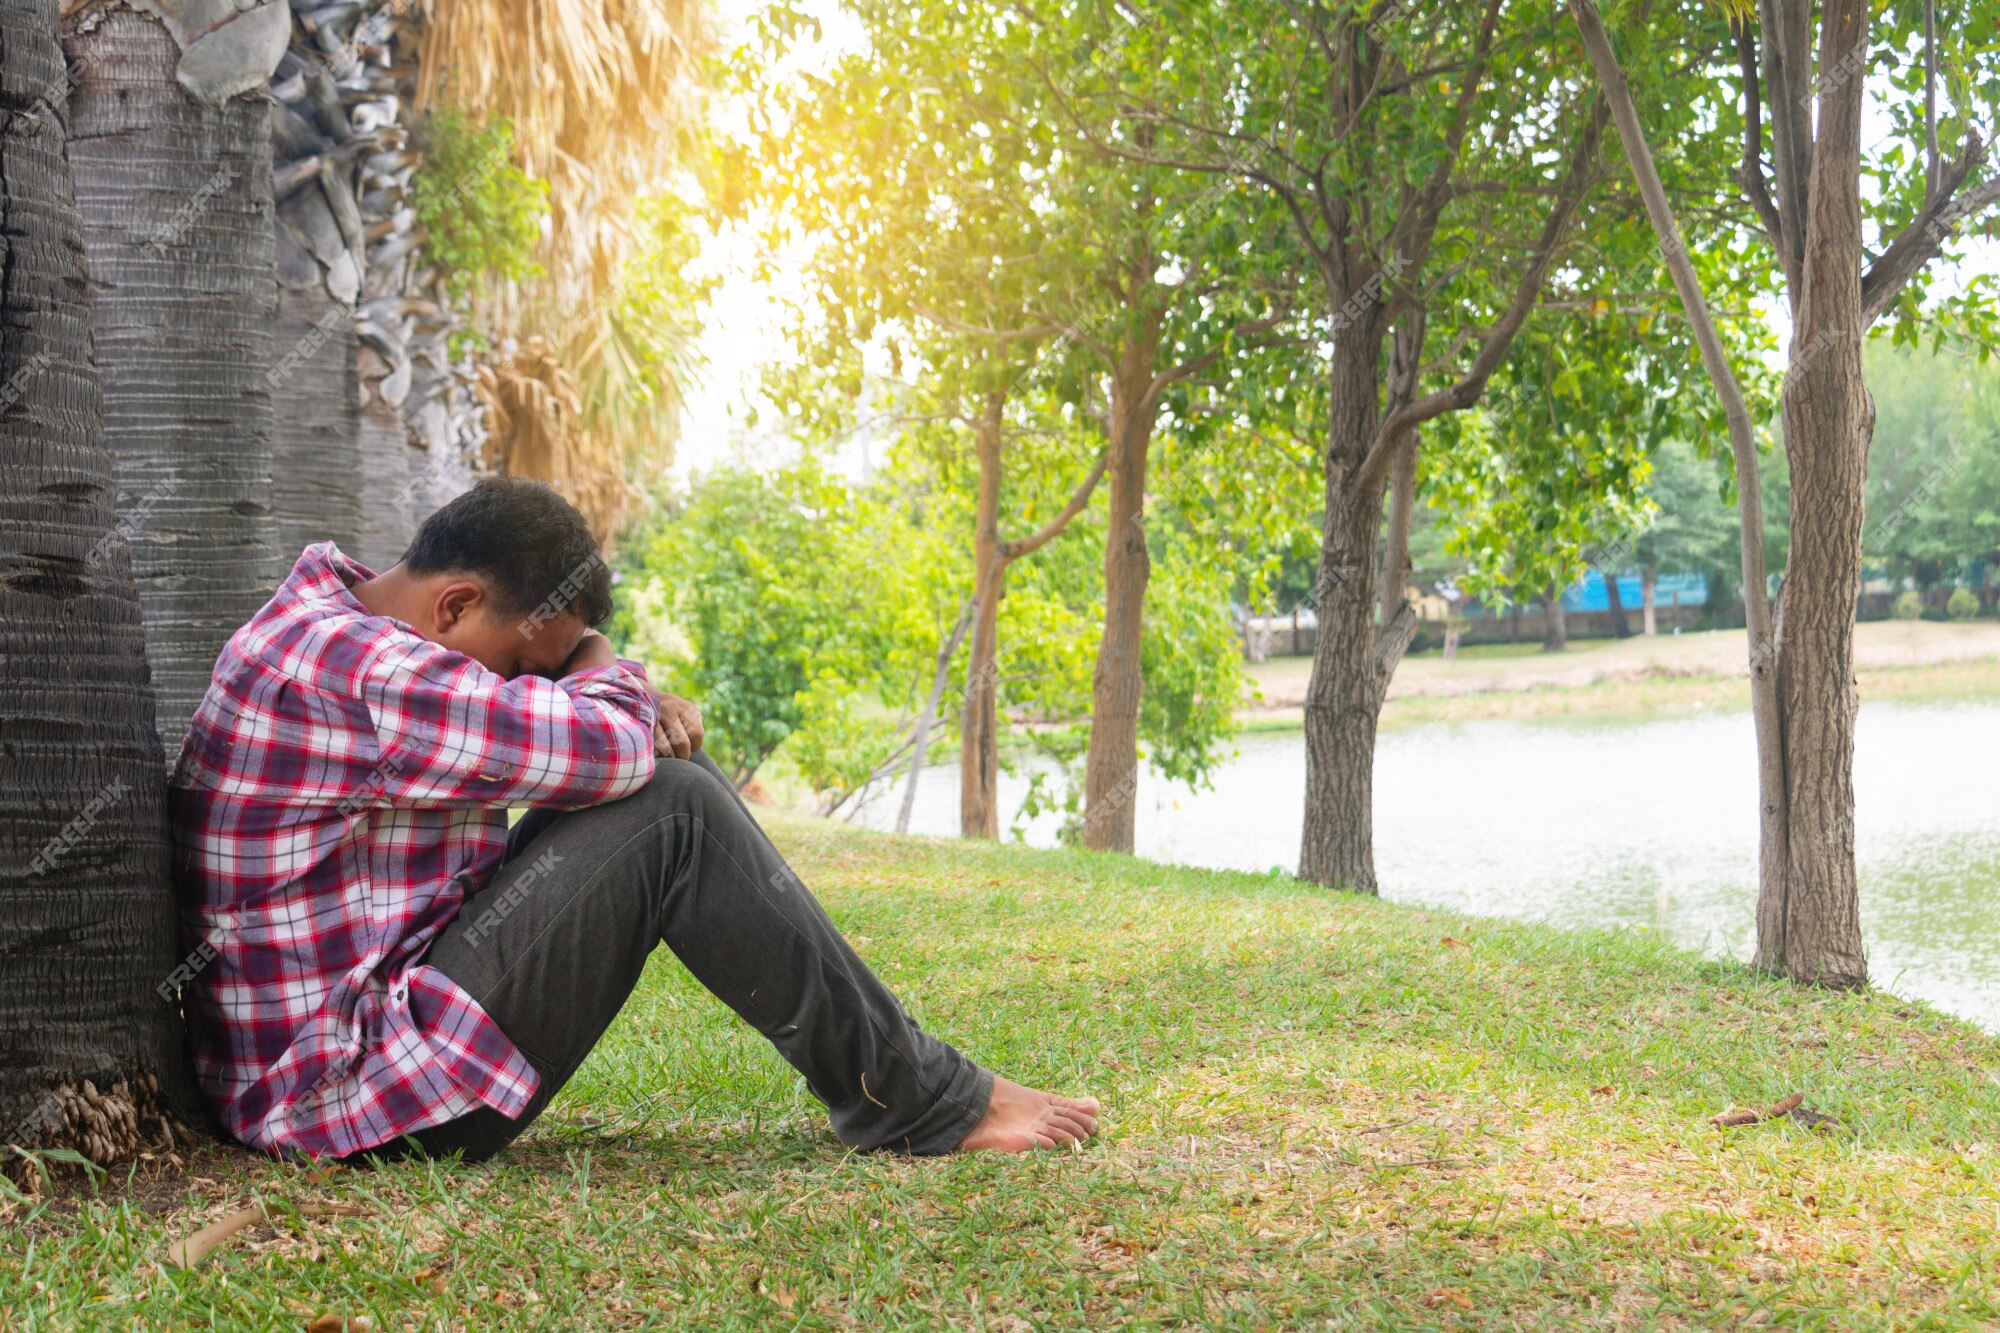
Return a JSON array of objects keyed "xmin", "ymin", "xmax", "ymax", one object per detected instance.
[{"xmin": 358, "ymin": 638, "xmax": 659, "ymax": 810}]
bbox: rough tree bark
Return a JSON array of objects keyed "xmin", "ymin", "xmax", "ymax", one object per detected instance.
[
  {"xmin": 0, "ymin": 0, "xmax": 194, "ymax": 1164},
  {"xmin": 1298, "ymin": 319, "xmax": 1400, "ymax": 891},
  {"xmin": 1763, "ymin": 0, "xmax": 1872, "ymax": 987},
  {"xmin": 271, "ymin": 270, "xmax": 361, "ymax": 559},
  {"xmin": 64, "ymin": 0, "xmax": 287, "ymax": 751}
]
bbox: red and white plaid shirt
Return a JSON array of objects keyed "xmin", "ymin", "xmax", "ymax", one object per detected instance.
[{"xmin": 169, "ymin": 544, "xmax": 658, "ymax": 1159}]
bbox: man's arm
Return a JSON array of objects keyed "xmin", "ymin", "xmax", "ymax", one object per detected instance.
[
  {"xmin": 364, "ymin": 632, "xmax": 659, "ymax": 810},
  {"xmin": 563, "ymin": 630, "xmax": 700, "ymax": 761}
]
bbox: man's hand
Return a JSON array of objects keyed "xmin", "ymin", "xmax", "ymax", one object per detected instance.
[
  {"xmin": 561, "ymin": 630, "xmax": 618, "ymax": 677},
  {"xmin": 652, "ymin": 691, "xmax": 705, "ymax": 760}
]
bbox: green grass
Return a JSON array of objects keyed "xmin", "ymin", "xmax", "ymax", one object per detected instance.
[{"xmin": 8, "ymin": 816, "xmax": 2000, "ymax": 1329}]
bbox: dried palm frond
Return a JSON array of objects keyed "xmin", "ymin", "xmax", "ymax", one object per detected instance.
[
  {"xmin": 476, "ymin": 337, "xmax": 634, "ymax": 542},
  {"xmin": 418, "ymin": 0, "xmax": 708, "ymax": 529}
]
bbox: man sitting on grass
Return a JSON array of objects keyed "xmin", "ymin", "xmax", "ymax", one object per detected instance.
[{"xmin": 169, "ymin": 478, "xmax": 1099, "ymax": 1163}]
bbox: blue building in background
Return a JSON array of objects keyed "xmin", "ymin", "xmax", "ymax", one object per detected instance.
[
  {"xmin": 1461, "ymin": 570, "xmax": 1708, "ymax": 617},
  {"xmin": 1562, "ymin": 569, "xmax": 1707, "ymax": 611}
]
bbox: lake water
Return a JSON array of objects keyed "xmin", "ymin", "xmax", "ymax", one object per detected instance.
[{"xmin": 852, "ymin": 701, "xmax": 2000, "ymax": 1029}]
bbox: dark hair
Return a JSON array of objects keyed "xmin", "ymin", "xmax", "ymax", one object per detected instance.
[{"xmin": 402, "ymin": 478, "xmax": 613, "ymax": 627}]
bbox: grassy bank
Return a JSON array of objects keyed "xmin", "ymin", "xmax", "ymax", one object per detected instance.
[{"xmin": 8, "ymin": 818, "xmax": 2000, "ymax": 1328}]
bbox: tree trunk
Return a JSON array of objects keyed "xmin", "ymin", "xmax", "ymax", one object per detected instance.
[
  {"xmin": 960, "ymin": 394, "xmax": 1006, "ymax": 839},
  {"xmin": 1569, "ymin": 0, "xmax": 1843, "ymax": 988},
  {"xmin": 65, "ymin": 5, "xmax": 283, "ymax": 753},
  {"xmin": 357, "ymin": 345, "xmax": 413, "ymax": 568},
  {"xmin": 271, "ymin": 274, "xmax": 361, "ymax": 560},
  {"xmin": 1759, "ymin": 0, "xmax": 1872, "ymax": 989},
  {"xmin": 1, "ymin": 0, "xmax": 194, "ymax": 1161},
  {"xmin": 1600, "ymin": 564, "xmax": 1630, "ymax": 637},
  {"xmin": 1299, "ymin": 327, "xmax": 1390, "ymax": 892},
  {"xmin": 1641, "ymin": 565, "xmax": 1658, "ymax": 635},
  {"xmin": 269, "ymin": 135, "xmax": 362, "ymax": 561},
  {"xmin": 1380, "ymin": 432, "xmax": 1417, "ymax": 627},
  {"xmin": 1542, "ymin": 591, "xmax": 1568, "ymax": 651},
  {"xmin": 1443, "ymin": 622, "xmax": 1462, "ymax": 660},
  {"xmin": 1081, "ymin": 326, "xmax": 1161, "ymax": 854},
  {"xmin": 1508, "ymin": 600, "xmax": 1521, "ymax": 643}
]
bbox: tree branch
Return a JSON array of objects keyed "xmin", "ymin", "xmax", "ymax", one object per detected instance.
[
  {"xmin": 1734, "ymin": 21, "xmax": 1787, "ymax": 270},
  {"xmin": 1860, "ymin": 145, "xmax": 1999, "ymax": 326},
  {"xmin": 998, "ymin": 450, "xmax": 1112, "ymax": 561},
  {"xmin": 1357, "ymin": 96, "xmax": 1609, "ymax": 490}
]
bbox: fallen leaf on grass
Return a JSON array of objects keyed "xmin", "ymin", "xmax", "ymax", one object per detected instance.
[
  {"xmin": 1423, "ymin": 1287, "xmax": 1475, "ymax": 1311},
  {"xmin": 1439, "ymin": 937, "xmax": 1467, "ymax": 949},
  {"xmin": 1590, "ymin": 1085, "xmax": 1615, "ymax": 1096}
]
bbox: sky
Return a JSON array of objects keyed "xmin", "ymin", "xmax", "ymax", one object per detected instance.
[{"xmin": 669, "ymin": 4, "xmax": 1998, "ymax": 488}]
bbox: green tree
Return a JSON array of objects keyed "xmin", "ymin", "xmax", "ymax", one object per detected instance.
[
  {"xmin": 1037, "ymin": 0, "xmax": 1761, "ymax": 891},
  {"xmin": 1573, "ymin": 0, "xmax": 2000, "ymax": 988},
  {"xmin": 738, "ymin": 0, "xmax": 1292, "ymax": 849}
]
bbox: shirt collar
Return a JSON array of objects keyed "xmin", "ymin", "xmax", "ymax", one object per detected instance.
[{"xmin": 282, "ymin": 542, "xmax": 379, "ymax": 615}]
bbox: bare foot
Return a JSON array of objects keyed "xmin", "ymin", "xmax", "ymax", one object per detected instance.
[{"xmin": 955, "ymin": 1076, "xmax": 1101, "ymax": 1152}]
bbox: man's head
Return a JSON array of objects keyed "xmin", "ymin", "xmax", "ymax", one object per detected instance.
[{"xmin": 385, "ymin": 478, "xmax": 612, "ymax": 679}]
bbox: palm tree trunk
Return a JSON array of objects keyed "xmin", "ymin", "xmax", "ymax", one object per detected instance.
[
  {"xmin": 1, "ymin": 0, "xmax": 194, "ymax": 1165},
  {"xmin": 270, "ymin": 10, "xmax": 364, "ymax": 563},
  {"xmin": 271, "ymin": 276, "xmax": 361, "ymax": 559},
  {"xmin": 64, "ymin": 5, "xmax": 285, "ymax": 752},
  {"xmin": 357, "ymin": 346, "xmax": 414, "ymax": 568}
]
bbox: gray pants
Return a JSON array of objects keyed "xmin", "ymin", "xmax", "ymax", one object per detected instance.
[{"xmin": 359, "ymin": 752, "xmax": 992, "ymax": 1162}]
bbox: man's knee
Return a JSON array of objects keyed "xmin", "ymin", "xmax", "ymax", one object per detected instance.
[{"xmin": 626, "ymin": 755, "xmax": 733, "ymax": 817}]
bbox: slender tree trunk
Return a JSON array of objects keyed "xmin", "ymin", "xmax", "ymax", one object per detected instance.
[
  {"xmin": 899, "ymin": 601, "xmax": 972, "ymax": 835},
  {"xmin": 1081, "ymin": 326, "xmax": 1161, "ymax": 853},
  {"xmin": 1641, "ymin": 565, "xmax": 1658, "ymax": 635},
  {"xmin": 1, "ymin": 0, "xmax": 194, "ymax": 1162},
  {"xmin": 1600, "ymin": 564, "xmax": 1630, "ymax": 637},
  {"xmin": 64, "ymin": 4, "xmax": 284, "ymax": 752},
  {"xmin": 1508, "ymin": 600, "xmax": 1521, "ymax": 643},
  {"xmin": 1542, "ymin": 591, "xmax": 1568, "ymax": 651},
  {"xmin": 1569, "ymin": 0, "xmax": 1819, "ymax": 984},
  {"xmin": 960, "ymin": 394, "xmax": 1007, "ymax": 839},
  {"xmin": 1443, "ymin": 622, "xmax": 1463, "ymax": 660}
]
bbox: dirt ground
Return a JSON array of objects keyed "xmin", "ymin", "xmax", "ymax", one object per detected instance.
[{"xmin": 1245, "ymin": 620, "xmax": 2000, "ymax": 710}]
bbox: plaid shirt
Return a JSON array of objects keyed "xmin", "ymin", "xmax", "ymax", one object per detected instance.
[{"xmin": 169, "ymin": 544, "xmax": 658, "ymax": 1159}]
